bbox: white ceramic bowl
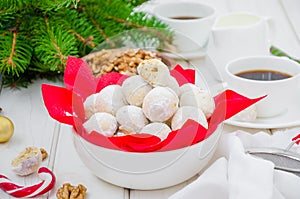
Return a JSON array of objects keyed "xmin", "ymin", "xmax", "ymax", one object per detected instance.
[
  {"xmin": 73, "ymin": 125, "xmax": 222, "ymax": 189},
  {"xmin": 73, "ymin": 29, "xmax": 225, "ymax": 190}
]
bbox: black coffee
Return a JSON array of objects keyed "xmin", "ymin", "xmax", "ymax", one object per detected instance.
[
  {"xmin": 235, "ymin": 69, "xmax": 292, "ymax": 81},
  {"xmin": 170, "ymin": 16, "xmax": 201, "ymax": 20}
]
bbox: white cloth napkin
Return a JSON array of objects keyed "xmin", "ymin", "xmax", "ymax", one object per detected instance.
[{"xmin": 169, "ymin": 128, "xmax": 300, "ymax": 199}]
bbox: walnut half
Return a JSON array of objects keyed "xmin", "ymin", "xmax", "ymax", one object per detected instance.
[
  {"xmin": 40, "ymin": 148, "xmax": 48, "ymax": 161},
  {"xmin": 56, "ymin": 183, "xmax": 87, "ymax": 199}
]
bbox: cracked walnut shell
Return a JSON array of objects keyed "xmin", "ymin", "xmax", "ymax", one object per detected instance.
[{"xmin": 56, "ymin": 183, "xmax": 87, "ymax": 199}]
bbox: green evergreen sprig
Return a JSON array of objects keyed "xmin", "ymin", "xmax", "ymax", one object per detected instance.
[
  {"xmin": 0, "ymin": 30, "xmax": 32, "ymax": 76},
  {"xmin": 0, "ymin": 0, "xmax": 171, "ymax": 87}
]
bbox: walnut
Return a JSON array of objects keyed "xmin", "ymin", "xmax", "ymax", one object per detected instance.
[
  {"xmin": 40, "ymin": 148, "xmax": 48, "ymax": 161},
  {"xmin": 56, "ymin": 183, "xmax": 87, "ymax": 199}
]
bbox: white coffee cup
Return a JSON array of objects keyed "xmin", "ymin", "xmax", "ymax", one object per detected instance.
[
  {"xmin": 208, "ymin": 12, "xmax": 271, "ymax": 77},
  {"xmin": 225, "ymin": 56, "xmax": 300, "ymax": 118},
  {"xmin": 152, "ymin": 2, "xmax": 216, "ymax": 51}
]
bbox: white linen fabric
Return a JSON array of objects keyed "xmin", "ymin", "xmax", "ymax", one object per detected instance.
[{"xmin": 169, "ymin": 128, "xmax": 300, "ymax": 199}]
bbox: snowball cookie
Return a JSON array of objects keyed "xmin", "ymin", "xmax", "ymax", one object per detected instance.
[
  {"xmin": 116, "ymin": 105, "xmax": 149, "ymax": 134},
  {"xmin": 179, "ymin": 84, "xmax": 215, "ymax": 118},
  {"xmin": 142, "ymin": 86, "xmax": 179, "ymax": 122},
  {"xmin": 137, "ymin": 59, "xmax": 170, "ymax": 87},
  {"xmin": 233, "ymin": 104, "xmax": 257, "ymax": 122},
  {"xmin": 171, "ymin": 106, "xmax": 208, "ymax": 130},
  {"xmin": 95, "ymin": 85, "xmax": 128, "ymax": 116},
  {"xmin": 83, "ymin": 112, "xmax": 118, "ymax": 136},
  {"xmin": 140, "ymin": 122, "xmax": 171, "ymax": 140},
  {"xmin": 83, "ymin": 93, "xmax": 99, "ymax": 119},
  {"xmin": 179, "ymin": 83, "xmax": 199, "ymax": 96},
  {"xmin": 122, "ymin": 75, "xmax": 152, "ymax": 107},
  {"xmin": 166, "ymin": 76, "xmax": 180, "ymax": 95},
  {"xmin": 11, "ymin": 146, "xmax": 42, "ymax": 176}
]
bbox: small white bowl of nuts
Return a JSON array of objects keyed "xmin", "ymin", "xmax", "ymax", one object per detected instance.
[{"xmin": 82, "ymin": 48, "xmax": 176, "ymax": 77}]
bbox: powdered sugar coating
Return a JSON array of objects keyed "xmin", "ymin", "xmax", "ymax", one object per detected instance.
[
  {"xmin": 140, "ymin": 122, "xmax": 171, "ymax": 140},
  {"xmin": 171, "ymin": 106, "xmax": 208, "ymax": 130},
  {"xmin": 95, "ymin": 85, "xmax": 128, "ymax": 116},
  {"xmin": 116, "ymin": 105, "xmax": 149, "ymax": 134},
  {"xmin": 180, "ymin": 84, "xmax": 215, "ymax": 118},
  {"xmin": 83, "ymin": 93, "xmax": 99, "ymax": 119},
  {"xmin": 122, "ymin": 75, "xmax": 152, "ymax": 107},
  {"xmin": 83, "ymin": 112, "xmax": 118, "ymax": 136},
  {"xmin": 142, "ymin": 86, "xmax": 179, "ymax": 122},
  {"xmin": 166, "ymin": 76, "xmax": 180, "ymax": 95}
]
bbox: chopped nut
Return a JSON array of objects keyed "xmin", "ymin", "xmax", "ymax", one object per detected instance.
[
  {"xmin": 56, "ymin": 183, "xmax": 87, "ymax": 199},
  {"xmin": 40, "ymin": 148, "xmax": 48, "ymax": 161},
  {"xmin": 83, "ymin": 48, "xmax": 169, "ymax": 77},
  {"xmin": 103, "ymin": 64, "xmax": 114, "ymax": 72}
]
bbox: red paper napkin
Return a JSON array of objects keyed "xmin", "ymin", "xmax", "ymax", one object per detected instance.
[{"xmin": 42, "ymin": 56, "xmax": 265, "ymax": 152}]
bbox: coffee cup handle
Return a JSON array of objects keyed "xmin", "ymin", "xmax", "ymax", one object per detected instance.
[{"xmin": 263, "ymin": 16, "xmax": 274, "ymax": 46}]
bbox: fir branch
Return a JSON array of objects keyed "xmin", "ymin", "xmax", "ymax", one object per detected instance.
[
  {"xmin": 0, "ymin": 0, "xmax": 31, "ymax": 11},
  {"xmin": 51, "ymin": 8, "xmax": 103, "ymax": 55},
  {"xmin": 0, "ymin": 29, "xmax": 32, "ymax": 76},
  {"xmin": 70, "ymin": 30, "xmax": 95, "ymax": 47},
  {"xmin": 90, "ymin": 16, "xmax": 109, "ymax": 40},
  {"xmin": 30, "ymin": 17, "xmax": 78, "ymax": 72},
  {"xmin": 0, "ymin": 12, "xmax": 18, "ymax": 29},
  {"xmin": 106, "ymin": 15, "xmax": 144, "ymax": 29},
  {"xmin": 8, "ymin": 29, "xmax": 17, "ymax": 67},
  {"xmin": 84, "ymin": 1, "xmax": 129, "ymax": 37},
  {"xmin": 31, "ymin": 0, "xmax": 79, "ymax": 12},
  {"xmin": 0, "ymin": 0, "xmax": 172, "ymax": 87},
  {"xmin": 124, "ymin": 0, "xmax": 148, "ymax": 7}
]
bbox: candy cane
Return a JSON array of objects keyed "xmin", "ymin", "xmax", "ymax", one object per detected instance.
[
  {"xmin": 292, "ymin": 134, "xmax": 300, "ymax": 145},
  {"xmin": 0, "ymin": 167, "xmax": 56, "ymax": 198},
  {"xmin": 285, "ymin": 134, "xmax": 300, "ymax": 151}
]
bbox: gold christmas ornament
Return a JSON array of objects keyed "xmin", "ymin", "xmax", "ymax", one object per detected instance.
[{"xmin": 0, "ymin": 116, "xmax": 14, "ymax": 143}]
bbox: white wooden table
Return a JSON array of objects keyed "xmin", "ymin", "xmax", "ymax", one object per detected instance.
[{"xmin": 1, "ymin": 0, "xmax": 300, "ymax": 198}]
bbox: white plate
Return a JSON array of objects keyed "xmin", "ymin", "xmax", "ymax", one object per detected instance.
[
  {"xmin": 163, "ymin": 48, "xmax": 206, "ymax": 60},
  {"xmin": 225, "ymin": 92, "xmax": 300, "ymax": 129}
]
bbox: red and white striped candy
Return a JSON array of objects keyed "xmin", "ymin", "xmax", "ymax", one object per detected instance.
[
  {"xmin": 292, "ymin": 134, "xmax": 300, "ymax": 145},
  {"xmin": 0, "ymin": 167, "xmax": 56, "ymax": 198}
]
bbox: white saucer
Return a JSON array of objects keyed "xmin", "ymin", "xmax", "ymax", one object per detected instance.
[{"xmin": 225, "ymin": 92, "xmax": 300, "ymax": 129}]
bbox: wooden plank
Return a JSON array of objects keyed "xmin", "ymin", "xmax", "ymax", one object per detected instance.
[
  {"xmin": 0, "ymin": 80, "xmax": 59, "ymax": 199},
  {"xmin": 49, "ymin": 124, "xmax": 126, "ymax": 199}
]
